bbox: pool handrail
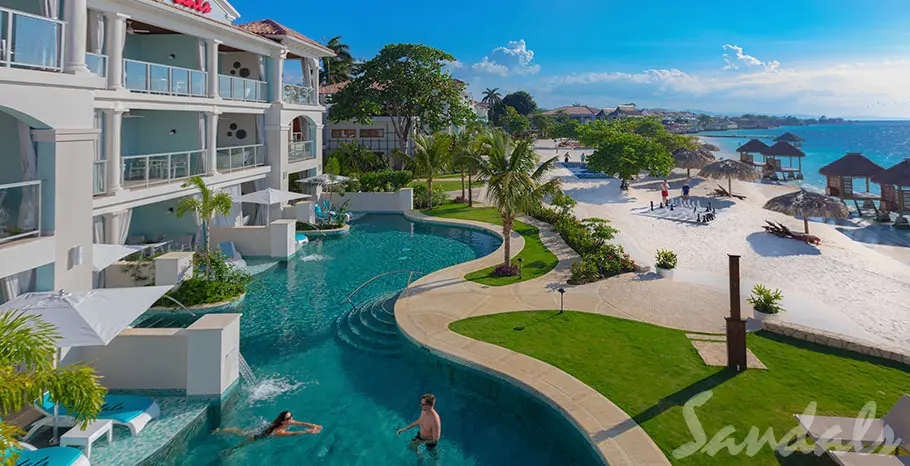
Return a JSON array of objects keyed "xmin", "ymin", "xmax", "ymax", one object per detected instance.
[{"xmin": 343, "ymin": 270, "xmax": 424, "ymax": 311}]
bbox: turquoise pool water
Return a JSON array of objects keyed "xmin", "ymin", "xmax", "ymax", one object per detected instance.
[{"xmin": 178, "ymin": 214, "xmax": 601, "ymax": 466}]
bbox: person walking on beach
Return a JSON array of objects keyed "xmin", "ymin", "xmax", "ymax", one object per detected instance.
[
  {"xmin": 682, "ymin": 181, "xmax": 690, "ymax": 201},
  {"xmin": 580, "ymin": 153, "xmax": 586, "ymax": 165},
  {"xmin": 660, "ymin": 179, "xmax": 670, "ymax": 206},
  {"xmin": 397, "ymin": 394, "xmax": 441, "ymax": 452}
]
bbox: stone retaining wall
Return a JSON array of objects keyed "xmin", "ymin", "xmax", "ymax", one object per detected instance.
[{"xmin": 761, "ymin": 320, "xmax": 910, "ymax": 366}]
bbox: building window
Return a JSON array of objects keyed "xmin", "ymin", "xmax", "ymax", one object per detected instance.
[
  {"xmin": 359, "ymin": 128, "xmax": 384, "ymax": 138},
  {"xmin": 332, "ymin": 129, "xmax": 356, "ymax": 139}
]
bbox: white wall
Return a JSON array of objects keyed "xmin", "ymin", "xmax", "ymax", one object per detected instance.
[
  {"xmin": 79, "ymin": 328, "xmax": 188, "ymax": 390},
  {"xmin": 105, "ymin": 261, "xmax": 154, "ymax": 288},
  {"xmin": 326, "ymin": 188, "xmax": 413, "ymax": 213},
  {"xmin": 209, "ymin": 226, "xmax": 271, "ymax": 256}
]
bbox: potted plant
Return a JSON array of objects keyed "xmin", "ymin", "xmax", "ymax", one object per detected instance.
[
  {"xmin": 655, "ymin": 249, "xmax": 677, "ymax": 279},
  {"xmin": 747, "ymin": 284, "xmax": 785, "ymax": 322}
]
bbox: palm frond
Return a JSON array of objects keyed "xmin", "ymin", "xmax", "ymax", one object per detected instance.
[{"xmin": 0, "ymin": 311, "xmax": 57, "ymax": 369}]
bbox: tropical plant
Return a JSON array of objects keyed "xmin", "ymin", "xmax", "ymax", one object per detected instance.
[
  {"xmin": 359, "ymin": 170, "xmax": 413, "ymax": 192},
  {"xmin": 501, "ymin": 91, "xmax": 538, "ymax": 116},
  {"xmin": 531, "ymin": 113, "xmax": 554, "ymax": 138},
  {"xmin": 452, "ymin": 127, "xmax": 486, "ymax": 207},
  {"xmin": 655, "ymin": 249, "xmax": 678, "ymax": 270},
  {"xmin": 321, "ymin": 36, "xmax": 355, "ymax": 85},
  {"xmin": 502, "ymin": 106, "xmax": 531, "ymax": 135},
  {"xmin": 329, "ymin": 44, "xmax": 473, "ymax": 154},
  {"xmin": 412, "ymin": 184, "xmax": 447, "ymax": 209},
  {"xmin": 413, "ymin": 133, "xmax": 452, "ymax": 208},
  {"xmin": 327, "ymin": 141, "xmax": 387, "ymax": 175},
  {"xmin": 481, "ymin": 87, "xmax": 502, "ymax": 107},
  {"xmin": 748, "ymin": 284, "xmax": 785, "ymax": 314},
  {"xmin": 551, "ymin": 192, "xmax": 577, "ymax": 217},
  {"xmin": 579, "ymin": 130, "xmax": 674, "ymax": 187},
  {"xmin": 474, "ymin": 130, "xmax": 561, "ymax": 270},
  {"xmin": 157, "ymin": 249, "xmax": 251, "ymax": 307},
  {"xmin": 1, "ymin": 312, "xmax": 106, "ymax": 464},
  {"xmin": 176, "ymin": 176, "xmax": 233, "ymax": 277}
]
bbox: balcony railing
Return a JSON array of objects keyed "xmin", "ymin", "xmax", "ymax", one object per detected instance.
[
  {"xmin": 123, "ymin": 59, "xmax": 206, "ymax": 97},
  {"xmin": 121, "ymin": 150, "xmax": 205, "ymax": 188},
  {"xmin": 283, "ymin": 84, "xmax": 316, "ymax": 105},
  {"xmin": 219, "ymin": 75, "xmax": 267, "ymax": 102},
  {"xmin": 216, "ymin": 144, "xmax": 265, "ymax": 172},
  {"xmin": 85, "ymin": 52, "xmax": 106, "ymax": 77},
  {"xmin": 289, "ymin": 140, "xmax": 316, "ymax": 162},
  {"xmin": 0, "ymin": 180, "xmax": 42, "ymax": 245},
  {"xmin": 93, "ymin": 160, "xmax": 106, "ymax": 195},
  {"xmin": 0, "ymin": 7, "xmax": 64, "ymax": 71}
]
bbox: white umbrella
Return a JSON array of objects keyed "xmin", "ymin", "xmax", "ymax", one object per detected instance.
[
  {"xmin": 91, "ymin": 244, "xmax": 137, "ymax": 272},
  {"xmin": 231, "ymin": 188, "xmax": 311, "ymax": 225},
  {"xmin": 0, "ymin": 286, "xmax": 174, "ymax": 440},
  {"xmin": 296, "ymin": 174, "xmax": 353, "ymax": 185}
]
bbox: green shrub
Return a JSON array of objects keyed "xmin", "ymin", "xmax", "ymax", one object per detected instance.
[
  {"xmin": 655, "ymin": 249, "xmax": 678, "ymax": 270},
  {"xmin": 413, "ymin": 184, "xmax": 447, "ymax": 209},
  {"xmin": 157, "ymin": 249, "xmax": 251, "ymax": 307},
  {"xmin": 570, "ymin": 259, "xmax": 601, "ymax": 284},
  {"xmin": 359, "ymin": 170, "xmax": 413, "ymax": 192},
  {"xmin": 531, "ymin": 206, "xmax": 561, "ymax": 224},
  {"xmin": 747, "ymin": 284, "xmax": 785, "ymax": 314}
]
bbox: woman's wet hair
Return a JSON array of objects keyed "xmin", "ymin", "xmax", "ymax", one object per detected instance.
[{"xmin": 264, "ymin": 411, "xmax": 292, "ymax": 435}]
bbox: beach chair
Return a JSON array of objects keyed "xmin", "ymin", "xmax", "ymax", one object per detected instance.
[
  {"xmin": 26, "ymin": 393, "xmax": 161, "ymax": 438},
  {"xmin": 828, "ymin": 452, "xmax": 910, "ymax": 466},
  {"xmin": 218, "ymin": 241, "xmax": 248, "ymax": 270},
  {"xmin": 3, "ymin": 442, "xmax": 91, "ymax": 466},
  {"xmin": 175, "ymin": 235, "xmax": 194, "ymax": 251},
  {"xmin": 794, "ymin": 395, "xmax": 910, "ymax": 452}
]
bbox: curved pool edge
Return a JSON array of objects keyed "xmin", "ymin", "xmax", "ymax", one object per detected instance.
[{"xmin": 397, "ymin": 210, "xmax": 670, "ymax": 466}]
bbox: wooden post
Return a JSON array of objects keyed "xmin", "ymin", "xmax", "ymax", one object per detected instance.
[
  {"xmin": 726, "ymin": 254, "xmax": 748, "ymax": 372},
  {"xmin": 804, "ymin": 217, "xmax": 810, "ymax": 234}
]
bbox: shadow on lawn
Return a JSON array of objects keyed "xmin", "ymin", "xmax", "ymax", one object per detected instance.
[
  {"xmin": 630, "ymin": 370, "xmax": 740, "ymax": 428},
  {"xmin": 511, "ymin": 310, "xmax": 563, "ymax": 331}
]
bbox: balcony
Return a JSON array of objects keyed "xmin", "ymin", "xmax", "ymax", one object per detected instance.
[
  {"xmin": 289, "ymin": 140, "xmax": 316, "ymax": 163},
  {"xmin": 123, "ymin": 59, "xmax": 206, "ymax": 97},
  {"xmin": 0, "ymin": 7, "xmax": 64, "ymax": 71},
  {"xmin": 93, "ymin": 160, "xmax": 106, "ymax": 195},
  {"xmin": 219, "ymin": 75, "xmax": 267, "ymax": 102},
  {"xmin": 86, "ymin": 52, "xmax": 107, "ymax": 78},
  {"xmin": 283, "ymin": 84, "xmax": 316, "ymax": 105},
  {"xmin": 121, "ymin": 150, "xmax": 205, "ymax": 189},
  {"xmin": 0, "ymin": 180, "xmax": 42, "ymax": 245},
  {"xmin": 216, "ymin": 144, "xmax": 265, "ymax": 172}
]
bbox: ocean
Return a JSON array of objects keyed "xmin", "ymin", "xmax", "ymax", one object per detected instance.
[{"xmin": 699, "ymin": 121, "xmax": 910, "ymax": 193}]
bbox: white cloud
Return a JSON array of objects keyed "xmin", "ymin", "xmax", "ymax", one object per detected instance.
[
  {"xmin": 722, "ymin": 45, "xmax": 780, "ymax": 72},
  {"xmin": 471, "ymin": 40, "xmax": 540, "ymax": 77},
  {"xmin": 444, "ymin": 60, "xmax": 464, "ymax": 69}
]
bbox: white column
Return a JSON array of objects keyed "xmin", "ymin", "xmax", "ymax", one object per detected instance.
[
  {"xmin": 270, "ymin": 49, "xmax": 286, "ymax": 103},
  {"xmin": 206, "ymin": 111, "xmax": 219, "ymax": 175},
  {"xmin": 206, "ymin": 39, "xmax": 222, "ymax": 98},
  {"xmin": 105, "ymin": 12, "xmax": 128, "ymax": 90},
  {"xmin": 104, "ymin": 109, "xmax": 124, "ymax": 193},
  {"xmin": 64, "ymin": 0, "xmax": 89, "ymax": 73}
]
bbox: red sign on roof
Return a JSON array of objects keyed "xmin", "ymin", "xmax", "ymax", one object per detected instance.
[{"xmin": 173, "ymin": 0, "xmax": 212, "ymax": 14}]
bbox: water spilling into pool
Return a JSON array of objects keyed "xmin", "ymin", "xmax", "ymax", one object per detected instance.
[{"xmin": 178, "ymin": 214, "xmax": 600, "ymax": 465}]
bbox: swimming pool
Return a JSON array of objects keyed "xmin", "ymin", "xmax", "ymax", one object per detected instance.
[{"xmin": 178, "ymin": 214, "xmax": 601, "ymax": 465}]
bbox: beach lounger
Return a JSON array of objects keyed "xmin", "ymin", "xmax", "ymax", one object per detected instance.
[
  {"xmin": 794, "ymin": 395, "xmax": 910, "ymax": 451},
  {"xmin": 828, "ymin": 452, "xmax": 910, "ymax": 466},
  {"xmin": 26, "ymin": 393, "xmax": 160, "ymax": 438},
  {"xmin": 3, "ymin": 442, "xmax": 91, "ymax": 466},
  {"xmin": 218, "ymin": 241, "xmax": 248, "ymax": 270}
]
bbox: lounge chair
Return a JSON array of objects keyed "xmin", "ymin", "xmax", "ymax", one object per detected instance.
[
  {"xmin": 218, "ymin": 241, "xmax": 248, "ymax": 270},
  {"xmin": 26, "ymin": 393, "xmax": 160, "ymax": 438},
  {"xmin": 3, "ymin": 442, "xmax": 90, "ymax": 466},
  {"xmin": 795, "ymin": 395, "xmax": 910, "ymax": 451},
  {"xmin": 175, "ymin": 235, "xmax": 194, "ymax": 251},
  {"xmin": 313, "ymin": 204, "xmax": 331, "ymax": 223},
  {"xmin": 828, "ymin": 452, "xmax": 910, "ymax": 466}
]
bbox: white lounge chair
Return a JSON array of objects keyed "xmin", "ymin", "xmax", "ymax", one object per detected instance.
[
  {"xmin": 795, "ymin": 395, "xmax": 910, "ymax": 451},
  {"xmin": 3, "ymin": 442, "xmax": 91, "ymax": 466},
  {"xmin": 829, "ymin": 452, "xmax": 910, "ymax": 466},
  {"xmin": 26, "ymin": 393, "xmax": 160, "ymax": 438},
  {"xmin": 218, "ymin": 241, "xmax": 248, "ymax": 270}
]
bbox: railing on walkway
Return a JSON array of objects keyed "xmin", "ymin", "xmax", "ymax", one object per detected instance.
[
  {"xmin": 123, "ymin": 58, "xmax": 206, "ymax": 97},
  {"xmin": 0, "ymin": 7, "xmax": 65, "ymax": 71},
  {"xmin": 283, "ymin": 84, "xmax": 316, "ymax": 105},
  {"xmin": 289, "ymin": 140, "xmax": 316, "ymax": 162},
  {"xmin": 121, "ymin": 150, "xmax": 205, "ymax": 188},
  {"xmin": 85, "ymin": 52, "xmax": 107, "ymax": 78},
  {"xmin": 0, "ymin": 180, "xmax": 42, "ymax": 245},
  {"xmin": 93, "ymin": 160, "xmax": 106, "ymax": 195},
  {"xmin": 216, "ymin": 144, "xmax": 265, "ymax": 172},
  {"xmin": 219, "ymin": 75, "xmax": 267, "ymax": 102}
]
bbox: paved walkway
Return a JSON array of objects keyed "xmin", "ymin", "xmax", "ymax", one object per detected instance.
[{"xmin": 395, "ymin": 211, "xmax": 754, "ymax": 465}]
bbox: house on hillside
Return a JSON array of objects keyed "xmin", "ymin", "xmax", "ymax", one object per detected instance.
[
  {"xmin": 542, "ymin": 105, "xmax": 600, "ymax": 123},
  {"xmin": 604, "ymin": 104, "xmax": 644, "ymax": 119}
]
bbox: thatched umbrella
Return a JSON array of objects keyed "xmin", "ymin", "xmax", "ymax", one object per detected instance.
[
  {"xmin": 774, "ymin": 132, "xmax": 805, "ymax": 144},
  {"xmin": 698, "ymin": 159, "xmax": 760, "ymax": 196},
  {"xmin": 673, "ymin": 148, "xmax": 712, "ymax": 179},
  {"xmin": 736, "ymin": 139, "xmax": 771, "ymax": 154},
  {"xmin": 763, "ymin": 189, "xmax": 848, "ymax": 233},
  {"xmin": 700, "ymin": 143, "xmax": 721, "ymax": 152}
]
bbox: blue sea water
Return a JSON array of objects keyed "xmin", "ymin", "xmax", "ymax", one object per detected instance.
[
  {"xmin": 178, "ymin": 214, "xmax": 600, "ymax": 466},
  {"xmin": 700, "ymin": 121, "xmax": 910, "ymax": 192}
]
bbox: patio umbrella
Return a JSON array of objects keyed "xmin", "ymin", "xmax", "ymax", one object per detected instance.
[
  {"xmin": 91, "ymin": 244, "xmax": 137, "ymax": 271},
  {"xmin": 673, "ymin": 148, "xmax": 713, "ymax": 179},
  {"xmin": 296, "ymin": 174, "xmax": 356, "ymax": 199},
  {"xmin": 0, "ymin": 286, "xmax": 174, "ymax": 441},
  {"xmin": 763, "ymin": 189, "xmax": 848, "ymax": 233},
  {"xmin": 700, "ymin": 143, "xmax": 721, "ymax": 152},
  {"xmin": 232, "ymin": 188, "xmax": 311, "ymax": 225},
  {"xmin": 698, "ymin": 159, "xmax": 760, "ymax": 197}
]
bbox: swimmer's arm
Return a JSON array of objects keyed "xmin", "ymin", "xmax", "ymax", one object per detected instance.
[
  {"xmin": 396, "ymin": 421, "xmax": 419, "ymax": 435},
  {"xmin": 272, "ymin": 430, "xmax": 307, "ymax": 437}
]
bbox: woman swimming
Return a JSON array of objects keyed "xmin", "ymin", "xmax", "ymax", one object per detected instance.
[{"xmin": 219, "ymin": 411, "xmax": 322, "ymax": 453}]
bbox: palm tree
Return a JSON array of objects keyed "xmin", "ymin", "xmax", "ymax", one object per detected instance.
[
  {"xmin": 481, "ymin": 87, "xmax": 502, "ymax": 107},
  {"xmin": 412, "ymin": 133, "xmax": 452, "ymax": 209},
  {"xmin": 322, "ymin": 36, "xmax": 355, "ymax": 85},
  {"xmin": 475, "ymin": 130, "xmax": 561, "ymax": 269},
  {"xmin": 1, "ymin": 311, "xmax": 106, "ymax": 461},
  {"xmin": 176, "ymin": 176, "xmax": 233, "ymax": 276},
  {"xmin": 453, "ymin": 123, "xmax": 487, "ymax": 206}
]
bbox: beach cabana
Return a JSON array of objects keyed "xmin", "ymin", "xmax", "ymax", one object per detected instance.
[
  {"xmin": 871, "ymin": 158, "xmax": 910, "ymax": 228},
  {"xmin": 764, "ymin": 141, "xmax": 806, "ymax": 179},
  {"xmin": 736, "ymin": 139, "xmax": 771, "ymax": 166},
  {"xmin": 700, "ymin": 143, "xmax": 721, "ymax": 152},
  {"xmin": 672, "ymin": 148, "xmax": 712, "ymax": 179},
  {"xmin": 773, "ymin": 132, "xmax": 805, "ymax": 147},
  {"xmin": 763, "ymin": 189, "xmax": 848, "ymax": 234},
  {"xmin": 818, "ymin": 152, "xmax": 884, "ymax": 213}
]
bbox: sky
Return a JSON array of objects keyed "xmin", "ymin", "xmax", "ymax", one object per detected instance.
[{"xmin": 231, "ymin": 0, "xmax": 910, "ymax": 119}]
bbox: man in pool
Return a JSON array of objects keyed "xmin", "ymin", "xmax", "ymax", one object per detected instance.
[{"xmin": 397, "ymin": 394, "xmax": 441, "ymax": 451}]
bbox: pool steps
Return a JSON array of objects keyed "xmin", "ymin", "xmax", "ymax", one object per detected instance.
[{"xmin": 336, "ymin": 292, "xmax": 403, "ymax": 355}]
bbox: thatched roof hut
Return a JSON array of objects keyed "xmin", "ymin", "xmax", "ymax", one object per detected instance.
[
  {"xmin": 871, "ymin": 158, "xmax": 910, "ymax": 187},
  {"xmin": 736, "ymin": 139, "xmax": 770, "ymax": 154},
  {"xmin": 698, "ymin": 159, "xmax": 760, "ymax": 196},
  {"xmin": 818, "ymin": 152, "xmax": 885, "ymax": 199},
  {"xmin": 774, "ymin": 132, "xmax": 805, "ymax": 143},
  {"xmin": 763, "ymin": 189, "xmax": 848, "ymax": 233},
  {"xmin": 872, "ymin": 158, "xmax": 910, "ymax": 217},
  {"xmin": 700, "ymin": 143, "xmax": 721, "ymax": 152},
  {"xmin": 673, "ymin": 148, "xmax": 713, "ymax": 178},
  {"xmin": 765, "ymin": 141, "xmax": 806, "ymax": 158},
  {"xmin": 763, "ymin": 141, "xmax": 806, "ymax": 177}
]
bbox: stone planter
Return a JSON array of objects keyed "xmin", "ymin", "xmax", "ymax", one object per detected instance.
[
  {"xmin": 299, "ymin": 224, "xmax": 351, "ymax": 237},
  {"xmin": 656, "ymin": 267, "xmax": 674, "ymax": 279},
  {"xmin": 752, "ymin": 308, "xmax": 780, "ymax": 323}
]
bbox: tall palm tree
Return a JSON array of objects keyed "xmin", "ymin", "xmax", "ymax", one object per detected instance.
[
  {"xmin": 413, "ymin": 133, "xmax": 452, "ymax": 209},
  {"xmin": 1, "ymin": 311, "xmax": 106, "ymax": 461},
  {"xmin": 475, "ymin": 130, "xmax": 561, "ymax": 269},
  {"xmin": 453, "ymin": 123, "xmax": 487, "ymax": 206},
  {"xmin": 481, "ymin": 87, "xmax": 502, "ymax": 107},
  {"xmin": 176, "ymin": 176, "xmax": 233, "ymax": 276},
  {"xmin": 322, "ymin": 36, "xmax": 355, "ymax": 85}
]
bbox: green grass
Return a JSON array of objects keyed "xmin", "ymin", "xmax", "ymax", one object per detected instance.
[
  {"xmin": 424, "ymin": 202, "xmax": 558, "ymax": 286},
  {"xmin": 451, "ymin": 311, "xmax": 910, "ymax": 465},
  {"xmin": 409, "ymin": 179, "xmax": 483, "ymax": 192}
]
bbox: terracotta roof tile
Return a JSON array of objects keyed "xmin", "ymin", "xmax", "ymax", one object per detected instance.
[{"xmin": 234, "ymin": 19, "xmax": 334, "ymax": 54}]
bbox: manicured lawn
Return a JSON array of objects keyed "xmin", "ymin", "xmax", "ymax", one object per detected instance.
[
  {"xmin": 424, "ymin": 202, "xmax": 558, "ymax": 286},
  {"xmin": 409, "ymin": 179, "xmax": 483, "ymax": 192},
  {"xmin": 451, "ymin": 311, "xmax": 910, "ymax": 465}
]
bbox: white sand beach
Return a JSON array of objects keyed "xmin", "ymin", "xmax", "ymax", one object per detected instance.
[{"xmin": 537, "ymin": 140, "xmax": 910, "ymax": 346}]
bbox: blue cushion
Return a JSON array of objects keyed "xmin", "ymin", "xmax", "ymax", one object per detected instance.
[
  {"xmin": 39, "ymin": 393, "xmax": 155, "ymax": 425},
  {"xmin": 218, "ymin": 242, "xmax": 236, "ymax": 258},
  {"xmin": 15, "ymin": 446, "xmax": 84, "ymax": 466}
]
